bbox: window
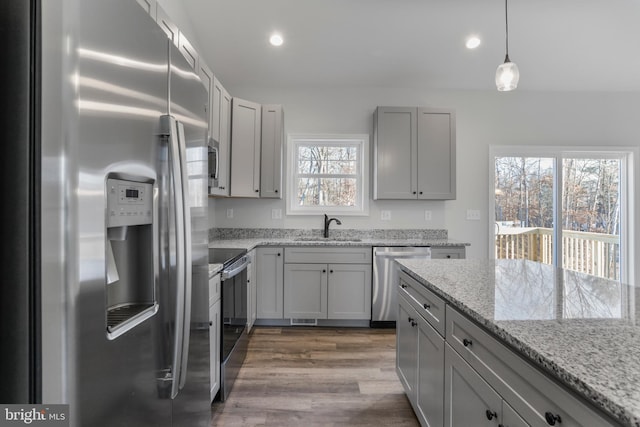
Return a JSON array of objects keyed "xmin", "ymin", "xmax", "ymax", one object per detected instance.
[
  {"xmin": 490, "ymin": 146, "xmax": 635, "ymax": 283},
  {"xmin": 287, "ymin": 134, "xmax": 369, "ymax": 215}
]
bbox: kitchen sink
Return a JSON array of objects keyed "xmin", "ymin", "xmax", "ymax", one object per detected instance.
[{"xmin": 293, "ymin": 237, "xmax": 362, "ymax": 242}]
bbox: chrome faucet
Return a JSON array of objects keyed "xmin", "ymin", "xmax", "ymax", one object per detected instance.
[{"xmin": 323, "ymin": 214, "xmax": 342, "ymax": 238}]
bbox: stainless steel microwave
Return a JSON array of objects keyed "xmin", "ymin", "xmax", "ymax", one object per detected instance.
[{"xmin": 208, "ymin": 138, "xmax": 219, "ymax": 193}]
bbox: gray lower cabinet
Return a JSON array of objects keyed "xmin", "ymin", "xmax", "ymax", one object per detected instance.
[
  {"xmin": 374, "ymin": 106, "xmax": 456, "ymax": 200},
  {"xmin": 283, "ymin": 247, "xmax": 372, "ymax": 321},
  {"xmin": 284, "ymin": 263, "xmax": 327, "ymax": 319},
  {"xmin": 444, "ymin": 344, "xmax": 502, "ymax": 427},
  {"xmin": 246, "ymin": 249, "xmax": 257, "ymax": 332},
  {"xmin": 208, "ymin": 273, "xmax": 221, "ymax": 402},
  {"xmin": 256, "ymin": 247, "xmax": 284, "ymax": 319},
  {"xmin": 398, "ymin": 291, "xmax": 444, "ymax": 427},
  {"xmin": 398, "ymin": 271, "xmax": 615, "ymax": 427}
]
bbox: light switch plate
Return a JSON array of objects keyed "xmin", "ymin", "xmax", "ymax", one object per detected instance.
[
  {"xmin": 424, "ymin": 210, "xmax": 432, "ymax": 221},
  {"xmin": 271, "ymin": 209, "xmax": 282, "ymax": 219},
  {"xmin": 226, "ymin": 208, "xmax": 234, "ymax": 219},
  {"xmin": 466, "ymin": 209, "xmax": 481, "ymax": 220},
  {"xmin": 380, "ymin": 210, "xmax": 391, "ymax": 221}
]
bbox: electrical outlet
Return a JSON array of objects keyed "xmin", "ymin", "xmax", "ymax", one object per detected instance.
[
  {"xmin": 271, "ymin": 209, "xmax": 282, "ymax": 220},
  {"xmin": 424, "ymin": 210, "xmax": 432, "ymax": 221},
  {"xmin": 380, "ymin": 210, "xmax": 391, "ymax": 221},
  {"xmin": 466, "ymin": 209, "xmax": 481, "ymax": 220},
  {"xmin": 226, "ymin": 208, "xmax": 234, "ymax": 219}
]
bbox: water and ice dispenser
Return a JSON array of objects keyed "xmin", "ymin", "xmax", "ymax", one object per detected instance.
[{"xmin": 105, "ymin": 176, "xmax": 157, "ymax": 339}]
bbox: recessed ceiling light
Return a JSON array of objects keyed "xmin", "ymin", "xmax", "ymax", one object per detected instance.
[
  {"xmin": 269, "ymin": 33, "xmax": 284, "ymax": 47},
  {"xmin": 465, "ymin": 36, "xmax": 481, "ymax": 49}
]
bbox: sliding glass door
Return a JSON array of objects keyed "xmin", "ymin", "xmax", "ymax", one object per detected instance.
[{"xmin": 492, "ymin": 148, "xmax": 630, "ymax": 282}]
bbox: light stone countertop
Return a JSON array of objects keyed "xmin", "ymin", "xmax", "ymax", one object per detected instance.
[
  {"xmin": 208, "ymin": 263, "xmax": 223, "ymax": 277},
  {"xmin": 208, "ymin": 237, "xmax": 469, "ymax": 251},
  {"xmin": 397, "ymin": 258, "xmax": 640, "ymax": 427}
]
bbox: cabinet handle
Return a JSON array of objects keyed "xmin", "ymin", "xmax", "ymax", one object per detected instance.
[
  {"xmin": 411, "ymin": 321, "xmax": 417, "ymax": 327},
  {"xmin": 209, "ymin": 321, "xmax": 213, "ymax": 326},
  {"xmin": 277, "ymin": 253, "xmax": 281, "ymax": 256},
  {"xmin": 412, "ymin": 191, "xmax": 417, "ymax": 195},
  {"xmin": 446, "ymin": 255, "xmax": 451, "ymax": 259},
  {"xmin": 275, "ymin": 189, "xmax": 279, "ymax": 193},
  {"xmin": 400, "ymin": 284, "xmax": 407, "ymax": 289},
  {"xmin": 322, "ymin": 269, "xmax": 326, "ymax": 273},
  {"xmin": 407, "ymin": 317, "xmax": 414, "ymax": 323},
  {"xmin": 485, "ymin": 410, "xmax": 497, "ymax": 420},
  {"xmin": 419, "ymin": 191, "xmax": 423, "ymax": 195},
  {"xmin": 499, "ymin": 425, "xmax": 505, "ymax": 427},
  {"xmin": 329, "ymin": 269, "xmax": 333, "ymax": 273},
  {"xmin": 463, "ymin": 338, "xmax": 473, "ymax": 347},
  {"xmin": 423, "ymin": 303, "xmax": 431, "ymax": 310},
  {"xmin": 545, "ymin": 412, "xmax": 562, "ymax": 425},
  {"xmin": 255, "ymin": 189, "xmax": 259, "ymax": 193}
]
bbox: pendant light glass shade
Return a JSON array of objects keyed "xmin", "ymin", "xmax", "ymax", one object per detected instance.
[
  {"xmin": 495, "ymin": 56, "xmax": 519, "ymax": 91},
  {"xmin": 496, "ymin": 0, "xmax": 519, "ymax": 91}
]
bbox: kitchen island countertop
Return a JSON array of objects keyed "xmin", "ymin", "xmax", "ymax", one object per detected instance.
[{"xmin": 397, "ymin": 258, "xmax": 640, "ymax": 427}]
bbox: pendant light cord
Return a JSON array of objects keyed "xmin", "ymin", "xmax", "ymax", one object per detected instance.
[{"xmin": 504, "ymin": 0, "xmax": 510, "ymax": 61}]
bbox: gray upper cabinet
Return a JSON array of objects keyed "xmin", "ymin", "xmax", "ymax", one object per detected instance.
[
  {"xmin": 260, "ymin": 104, "xmax": 284, "ymax": 199},
  {"xmin": 197, "ymin": 62, "xmax": 213, "ymax": 134},
  {"xmin": 178, "ymin": 31, "xmax": 198, "ymax": 70},
  {"xmin": 155, "ymin": 4, "xmax": 178, "ymax": 45},
  {"xmin": 374, "ymin": 106, "xmax": 456, "ymax": 200},
  {"xmin": 230, "ymin": 97, "xmax": 262, "ymax": 197},
  {"xmin": 209, "ymin": 77, "xmax": 231, "ymax": 196},
  {"xmin": 136, "ymin": 0, "xmax": 156, "ymax": 16}
]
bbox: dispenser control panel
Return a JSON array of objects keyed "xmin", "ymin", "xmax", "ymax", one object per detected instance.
[{"xmin": 106, "ymin": 178, "xmax": 153, "ymax": 227}]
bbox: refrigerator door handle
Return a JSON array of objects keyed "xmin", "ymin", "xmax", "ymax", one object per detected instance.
[
  {"xmin": 175, "ymin": 120, "xmax": 192, "ymax": 391},
  {"xmin": 164, "ymin": 114, "xmax": 186, "ymax": 399}
]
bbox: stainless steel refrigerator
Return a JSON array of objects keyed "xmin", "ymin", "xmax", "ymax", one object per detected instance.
[{"xmin": 2, "ymin": 0, "xmax": 211, "ymax": 425}]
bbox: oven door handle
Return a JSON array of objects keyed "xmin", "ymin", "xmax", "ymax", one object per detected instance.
[{"xmin": 222, "ymin": 257, "xmax": 250, "ymax": 280}]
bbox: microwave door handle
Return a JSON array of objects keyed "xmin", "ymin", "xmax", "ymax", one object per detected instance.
[
  {"xmin": 162, "ymin": 115, "xmax": 186, "ymax": 399},
  {"xmin": 176, "ymin": 121, "xmax": 192, "ymax": 391}
]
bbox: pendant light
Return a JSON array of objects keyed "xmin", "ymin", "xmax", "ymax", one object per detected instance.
[{"xmin": 495, "ymin": 0, "xmax": 519, "ymax": 91}]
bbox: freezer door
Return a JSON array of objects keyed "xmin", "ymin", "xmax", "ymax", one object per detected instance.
[
  {"xmin": 41, "ymin": 1, "xmax": 172, "ymax": 426},
  {"xmin": 167, "ymin": 43, "xmax": 211, "ymax": 427}
]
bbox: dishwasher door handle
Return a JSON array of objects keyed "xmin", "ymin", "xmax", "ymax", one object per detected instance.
[{"xmin": 375, "ymin": 252, "xmax": 431, "ymax": 258}]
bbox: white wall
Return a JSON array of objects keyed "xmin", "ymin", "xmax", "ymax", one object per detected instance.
[{"xmin": 210, "ymin": 87, "xmax": 640, "ymax": 261}]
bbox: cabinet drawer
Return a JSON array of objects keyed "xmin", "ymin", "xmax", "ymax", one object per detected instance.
[
  {"xmin": 284, "ymin": 247, "xmax": 371, "ymax": 264},
  {"xmin": 446, "ymin": 307, "xmax": 614, "ymax": 427},
  {"xmin": 430, "ymin": 246, "xmax": 465, "ymax": 259},
  {"xmin": 209, "ymin": 273, "xmax": 221, "ymax": 305},
  {"xmin": 398, "ymin": 271, "xmax": 445, "ymax": 337}
]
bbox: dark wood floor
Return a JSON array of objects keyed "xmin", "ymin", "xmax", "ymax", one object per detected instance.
[{"xmin": 211, "ymin": 327, "xmax": 419, "ymax": 427}]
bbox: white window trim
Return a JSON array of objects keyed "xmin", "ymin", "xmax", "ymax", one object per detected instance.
[
  {"xmin": 286, "ymin": 133, "xmax": 370, "ymax": 216},
  {"xmin": 488, "ymin": 145, "xmax": 637, "ymax": 285}
]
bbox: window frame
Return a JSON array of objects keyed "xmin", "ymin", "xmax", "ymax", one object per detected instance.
[
  {"xmin": 286, "ymin": 133, "xmax": 370, "ymax": 216},
  {"xmin": 489, "ymin": 145, "xmax": 636, "ymax": 285}
]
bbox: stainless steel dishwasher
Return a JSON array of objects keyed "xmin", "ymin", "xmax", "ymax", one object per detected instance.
[{"xmin": 371, "ymin": 246, "xmax": 431, "ymax": 327}]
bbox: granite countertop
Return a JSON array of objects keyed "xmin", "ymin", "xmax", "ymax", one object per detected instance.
[
  {"xmin": 397, "ymin": 258, "xmax": 640, "ymax": 427},
  {"xmin": 208, "ymin": 237, "xmax": 469, "ymax": 251}
]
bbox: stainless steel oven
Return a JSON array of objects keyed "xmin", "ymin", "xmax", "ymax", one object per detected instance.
[
  {"xmin": 208, "ymin": 139, "xmax": 219, "ymax": 194},
  {"xmin": 209, "ymin": 248, "xmax": 249, "ymax": 401}
]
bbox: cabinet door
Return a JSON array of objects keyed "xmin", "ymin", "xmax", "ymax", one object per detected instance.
[
  {"xmin": 156, "ymin": 4, "xmax": 178, "ymax": 45},
  {"xmin": 444, "ymin": 344, "xmax": 502, "ymax": 427},
  {"xmin": 260, "ymin": 105, "xmax": 283, "ymax": 198},
  {"xmin": 256, "ymin": 248, "xmax": 284, "ymax": 319},
  {"xmin": 327, "ymin": 264, "xmax": 371, "ymax": 320},
  {"xmin": 209, "ymin": 299, "xmax": 220, "ymax": 402},
  {"xmin": 374, "ymin": 107, "xmax": 417, "ymax": 199},
  {"xmin": 209, "ymin": 82, "xmax": 232, "ymax": 196},
  {"xmin": 230, "ymin": 98, "xmax": 262, "ymax": 197},
  {"xmin": 284, "ymin": 263, "xmax": 328, "ymax": 319},
  {"xmin": 397, "ymin": 295, "xmax": 418, "ymax": 402},
  {"xmin": 178, "ymin": 31, "xmax": 198, "ymax": 70},
  {"xmin": 198, "ymin": 63, "xmax": 213, "ymax": 137},
  {"xmin": 416, "ymin": 108, "xmax": 456, "ymax": 200},
  {"xmin": 415, "ymin": 314, "xmax": 445, "ymax": 427},
  {"xmin": 502, "ymin": 401, "xmax": 530, "ymax": 427}
]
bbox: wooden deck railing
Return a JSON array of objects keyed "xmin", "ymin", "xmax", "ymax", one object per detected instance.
[{"xmin": 495, "ymin": 227, "xmax": 620, "ymax": 280}]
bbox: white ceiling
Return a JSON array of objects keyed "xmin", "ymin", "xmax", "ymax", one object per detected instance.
[{"xmin": 182, "ymin": 0, "xmax": 640, "ymax": 92}]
